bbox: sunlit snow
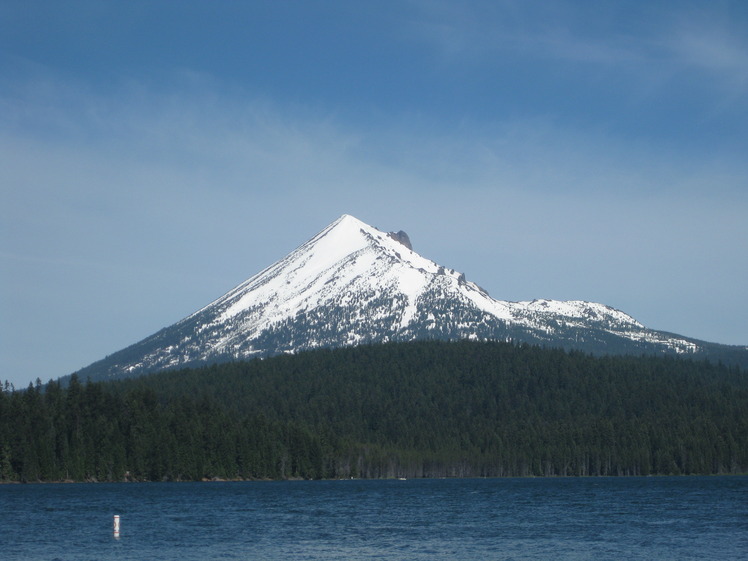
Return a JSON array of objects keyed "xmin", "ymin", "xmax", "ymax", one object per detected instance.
[{"xmin": 105, "ymin": 214, "xmax": 703, "ymax": 377}]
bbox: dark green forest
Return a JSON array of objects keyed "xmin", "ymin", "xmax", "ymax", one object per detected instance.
[{"xmin": 2, "ymin": 341, "xmax": 747, "ymax": 482}]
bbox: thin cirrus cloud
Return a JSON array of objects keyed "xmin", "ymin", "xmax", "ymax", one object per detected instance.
[
  {"xmin": 665, "ymin": 22, "xmax": 748, "ymax": 102},
  {"xmin": 410, "ymin": 0, "xmax": 748, "ymax": 90},
  {"xmin": 4, "ymin": 74, "xmax": 745, "ymax": 287}
]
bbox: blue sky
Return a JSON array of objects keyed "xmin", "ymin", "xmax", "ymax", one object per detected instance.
[{"xmin": 2, "ymin": 1, "xmax": 747, "ymax": 388}]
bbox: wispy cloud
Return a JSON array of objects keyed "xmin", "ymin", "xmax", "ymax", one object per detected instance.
[
  {"xmin": 4, "ymin": 70, "xmax": 745, "ymax": 285},
  {"xmin": 664, "ymin": 19, "xmax": 748, "ymax": 102},
  {"xmin": 408, "ymin": 1, "xmax": 644, "ymax": 62},
  {"xmin": 409, "ymin": 0, "xmax": 748, "ymax": 97}
]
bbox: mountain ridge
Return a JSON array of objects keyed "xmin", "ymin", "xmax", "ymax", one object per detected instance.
[{"xmin": 75, "ymin": 214, "xmax": 748, "ymax": 381}]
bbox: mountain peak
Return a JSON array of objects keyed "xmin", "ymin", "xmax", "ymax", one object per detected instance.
[
  {"xmin": 329, "ymin": 213, "xmax": 365, "ymax": 229},
  {"xmin": 75, "ymin": 215, "xmax": 746, "ymax": 381},
  {"xmin": 328, "ymin": 215, "xmax": 411, "ymax": 251}
]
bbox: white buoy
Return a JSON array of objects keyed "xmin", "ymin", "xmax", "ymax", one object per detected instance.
[{"xmin": 113, "ymin": 514, "xmax": 120, "ymax": 537}]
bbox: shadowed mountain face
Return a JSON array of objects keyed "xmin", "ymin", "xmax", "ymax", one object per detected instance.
[{"xmin": 76, "ymin": 214, "xmax": 748, "ymax": 381}]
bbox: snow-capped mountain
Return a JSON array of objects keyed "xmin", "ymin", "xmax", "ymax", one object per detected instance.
[{"xmin": 76, "ymin": 214, "xmax": 747, "ymax": 381}]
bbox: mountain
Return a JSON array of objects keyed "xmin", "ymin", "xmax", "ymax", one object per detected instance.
[{"xmin": 76, "ymin": 214, "xmax": 748, "ymax": 381}]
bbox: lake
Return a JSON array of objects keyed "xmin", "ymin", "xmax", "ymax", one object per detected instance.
[{"xmin": 2, "ymin": 477, "xmax": 746, "ymax": 560}]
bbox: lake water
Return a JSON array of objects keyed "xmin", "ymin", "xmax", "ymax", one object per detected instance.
[{"xmin": 2, "ymin": 477, "xmax": 746, "ymax": 560}]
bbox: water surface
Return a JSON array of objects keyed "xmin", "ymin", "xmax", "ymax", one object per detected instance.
[{"xmin": 2, "ymin": 477, "xmax": 746, "ymax": 560}]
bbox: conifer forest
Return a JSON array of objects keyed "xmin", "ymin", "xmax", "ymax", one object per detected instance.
[{"xmin": 2, "ymin": 341, "xmax": 747, "ymax": 482}]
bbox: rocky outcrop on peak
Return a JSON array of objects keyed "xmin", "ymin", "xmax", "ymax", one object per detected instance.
[{"xmin": 388, "ymin": 230, "xmax": 412, "ymax": 250}]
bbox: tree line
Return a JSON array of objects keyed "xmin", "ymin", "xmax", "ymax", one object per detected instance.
[{"xmin": 2, "ymin": 340, "xmax": 747, "ymax": 482}]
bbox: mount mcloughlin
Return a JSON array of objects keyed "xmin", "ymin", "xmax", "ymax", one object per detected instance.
[{"xmin": 77, "ymin": 214, "xmax": 748, "ymax": 381}]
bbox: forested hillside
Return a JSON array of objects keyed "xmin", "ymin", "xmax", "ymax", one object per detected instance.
[{"xmin": 2, "ymin": 341, "xmax": 747, "ymax": 482}]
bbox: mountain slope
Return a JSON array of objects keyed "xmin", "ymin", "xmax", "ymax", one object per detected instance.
[{"xmin": 76, "ymin": 214, "xmax": 748, "ymax": 381}]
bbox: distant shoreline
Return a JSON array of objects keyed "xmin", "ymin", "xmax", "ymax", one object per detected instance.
[{"xmin": 4, "ymin": 473, "xmax": 747, "ymax": 485}]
